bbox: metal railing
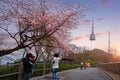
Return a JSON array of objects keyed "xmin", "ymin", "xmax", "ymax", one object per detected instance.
[{"xmin": 98, "ymin": 61, "xmax": 120, "ymax": 75}]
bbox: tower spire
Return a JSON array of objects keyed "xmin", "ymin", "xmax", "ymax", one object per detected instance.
[
  {"xmin": 90, "ymin": 19, "xmax": 95, "ymax": 41},
  {"xmin": 89, "ymin": 19, "xmax": 95, "ymax": 49},
  {"xmin": 108, "ymin": 32, "xmax": 111, "ymax": 53}
]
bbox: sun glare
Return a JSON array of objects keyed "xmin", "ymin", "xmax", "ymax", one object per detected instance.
[
  {"xmin": 117, "ymin": 47, "xmax": 120, "ymax": 53},
  {"xmin": 116, "ymin": 47, "xmax": 120, "ymax": 56}
]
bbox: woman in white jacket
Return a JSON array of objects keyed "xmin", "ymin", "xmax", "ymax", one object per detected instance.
[{"xmin": 52, "ymin": 53, "xmax": 62, "ymax": 80}]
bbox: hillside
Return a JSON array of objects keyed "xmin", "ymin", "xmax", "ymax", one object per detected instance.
[{"xmin": 89, "ymin": 48, "xmax": 120, "ymax": 63}]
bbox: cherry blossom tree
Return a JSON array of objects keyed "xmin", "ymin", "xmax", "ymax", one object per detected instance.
[{"xmin": 0, "ymin": 0, "xmax": 87, "ymax": 57}]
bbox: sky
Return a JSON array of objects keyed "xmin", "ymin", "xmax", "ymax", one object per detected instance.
[
  {"xmin": 61, "ymin": 0, "xmax": 120, "ymax": 53},
  {"xmin": 1, "ymin": 0, "xmax": 120, "ymax": 55}
]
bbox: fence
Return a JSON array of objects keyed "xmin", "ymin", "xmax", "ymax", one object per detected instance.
[
  {"xmin": 0, "ymin": 63, "xmax": 51, "ymax": 80},
  {"xmin": 98, "ymin": 61, "xmax": 120, "ymax": 75},
  {"xmin": 0, "ymin": 62, "xmax": 77, "ymax": 80}
]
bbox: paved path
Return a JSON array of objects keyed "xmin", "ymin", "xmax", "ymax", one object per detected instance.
[{"xmin": 31, "ymin": 68, "xmax": 113, "ymax": 80}]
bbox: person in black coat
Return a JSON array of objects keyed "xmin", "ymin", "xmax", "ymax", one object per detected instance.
[{"xmin": 22, "ymin": 53, "xmax": 35, "ymax": 80}]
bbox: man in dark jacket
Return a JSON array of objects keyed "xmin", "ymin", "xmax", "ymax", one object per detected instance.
[{"xmin": 22, "ymin": 53, "xmax": 35, "ymax": 80}]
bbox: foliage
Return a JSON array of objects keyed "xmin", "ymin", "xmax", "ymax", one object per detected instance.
[
  {"xmin": 59, "ymin": 64, "xmax": 80, "ymax": 71},
  {"xmin": 67, "ymin": 48, "xmax": 114, "ymax": 66},
  {"xmin": 0, "ymin": 66, "xmax": 18, "ymax": 75}
]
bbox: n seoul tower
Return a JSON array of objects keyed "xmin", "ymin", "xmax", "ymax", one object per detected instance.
[{"xmin": 89, "ymin": 20, "xmax": 95, "ymax": 49}]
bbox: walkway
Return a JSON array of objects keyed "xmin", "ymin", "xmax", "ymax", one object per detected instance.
[{"xmin": 31, "ymin": 68, "xmax": 113, "ymax": 80}]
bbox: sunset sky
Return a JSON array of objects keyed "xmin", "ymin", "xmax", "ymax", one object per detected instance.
[
  {"xmin": 61, "ymin": 0, "xmax": 120, "ymax": 53},
  {"xmin": 1, "ymin": 0, "xmax": 120, "ymax": 54}
]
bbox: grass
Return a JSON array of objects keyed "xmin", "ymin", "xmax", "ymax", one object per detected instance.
[{"xmin": 0, "ymin": 63, "xmax": 80, "ymax": 80}]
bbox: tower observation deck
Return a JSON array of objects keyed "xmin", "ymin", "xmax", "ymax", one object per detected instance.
[{"xmin": 89, "ymin": 20, "xmax": 95, "ymax": 49}]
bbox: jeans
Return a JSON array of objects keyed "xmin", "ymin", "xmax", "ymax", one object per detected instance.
[
  {"xmin": 52, "ymin": 68, "xmax": 58, "ymax": 80},
  {"xmin": 24, "ymin": 73, "xmax": 32, "ymax": 80}
]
